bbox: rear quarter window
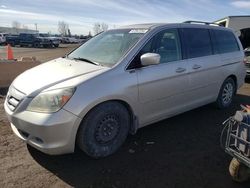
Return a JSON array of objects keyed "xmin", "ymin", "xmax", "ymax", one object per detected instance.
[{"xmin": 213, "ymin": 30, "xmax": 239, "ymax": 54}]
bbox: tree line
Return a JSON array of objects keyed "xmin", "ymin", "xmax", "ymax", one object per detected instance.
[{"xmin": 11, "ymin": 20, "xmax": 110, "ymax": 36}]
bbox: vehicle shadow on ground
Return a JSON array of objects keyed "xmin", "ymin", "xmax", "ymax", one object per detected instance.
[
  {"xmin": 0, "ymin": 87, "xmax": 8, "ymax": 96},
  {"xmin": 28, "ymin": 94, "xmax": 250, "ymax": 188}
]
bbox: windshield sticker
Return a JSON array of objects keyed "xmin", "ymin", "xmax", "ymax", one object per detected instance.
[{"xmin": 129, "ymin": 29, "xmax": 148, "ymax": 34}]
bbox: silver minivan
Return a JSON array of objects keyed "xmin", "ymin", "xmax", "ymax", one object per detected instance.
[
  {"xmin": 244, "ymin": 48, "xmax": 250, "ymax": 78},
  {"xmin": 4, "ymin": 22, "xmax": 246, "ymax": 158}
]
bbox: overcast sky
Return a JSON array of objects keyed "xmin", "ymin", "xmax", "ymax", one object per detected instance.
[{"xmin": 0, "ymin": 0, "xmax": 249, "ymax": 35}]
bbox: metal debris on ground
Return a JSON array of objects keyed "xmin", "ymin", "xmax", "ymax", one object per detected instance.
[
  {"xmin": 146, "ymin": 141, "xmax": 155, "ymax": 145},
  {"xmin": 129, "ymin": 149, "xmax": 135, "ymax": 154}
]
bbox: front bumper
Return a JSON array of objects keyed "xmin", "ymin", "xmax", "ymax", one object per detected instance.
[
  {"xmin": 40, "ymin": 41, "xmax": 51, "ymax": 45},
  {"xmin": 4, "ymin": 99, "xmax": 82, "ymax": 155},
  {"xmin": 52, "ymin": 40, "xmax": 60, "ymax": 45}
]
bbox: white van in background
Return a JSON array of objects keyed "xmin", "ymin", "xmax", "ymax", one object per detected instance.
[{"xmin": 0, "ymin": 33, "xmax": 8, "ymax": 44}]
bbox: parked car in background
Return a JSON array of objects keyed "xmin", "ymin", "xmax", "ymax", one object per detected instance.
[
  {"xmin": 61, "ymin": 37, "xmax": 79, "ymax": 44},
  {"xmin": 38, "ymin": 33, "xmax": 60, "ymax": 47},
  {"xmin": 69, "ymin": 37, "xmax": 79, "ymax": 43},
  {"xmin": 51, "ymin": 34, "xmax": 63, "ymax": 44},
  {"xmin": 4, "ymin": 22, "xmax": 246, "ymax": 158},
  {"xmin": 0, "ymin": 33, "xmax": 8, "ymax": 44},
  {"xmin": 78, "ymin": 37, "xmax": 91, "ymax": 44},
  {"xmin": 61, "ymin": 37, "xmax": 70, "ymax": 44},
  {"xmin": 244, "ymin": 48, "xmax": 250, "ymax": 78}
]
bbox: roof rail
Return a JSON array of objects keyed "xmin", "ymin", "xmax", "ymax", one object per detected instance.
[{"xmin": 183, "ymin": 20, "xmax": 223, "ymax": 27}]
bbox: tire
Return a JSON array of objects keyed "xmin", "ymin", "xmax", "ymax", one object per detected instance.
[
  {"xmin": 77, "ymin": 101, "xmax": 130, "ymax": 158},
  {"xmin": 9, "ymin": 42, "xmax": 15, "ymax": 47},
  {"xmin": 229, "ymin": 158, "xmax": 250, "ymax": 182},
  {"xmin": 216, "ymin": 77, "xmax": 236, "ymax": 109},
  {"xmin": 48, "ymin": 43, "xmax": 54, "ymax": 48},
  {"xmin": 34, "ymin": 42, "xmax": 40, "ymax": 48},
  {"xmin": 54, "ymin": 44, "xmax": 59, "ymax": 48}
]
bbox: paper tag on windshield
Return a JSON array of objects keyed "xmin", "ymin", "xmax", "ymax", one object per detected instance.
[{"xmin": 129, "ymin": 29, "xmax": 148, "ymax": 34}]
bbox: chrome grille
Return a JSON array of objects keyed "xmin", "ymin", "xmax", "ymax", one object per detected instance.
[
  {"xmin": 6, "ymin": 87, "xmax": 26, "ymax": 111},
  {"xmin": 246, "ymin": 62, "xmax": 250, "ymax": 69}
]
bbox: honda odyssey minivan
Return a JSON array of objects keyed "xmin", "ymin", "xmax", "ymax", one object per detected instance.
[{"xmin": 4, "ymin": 22, "xmax": 246, "ymax": 158}]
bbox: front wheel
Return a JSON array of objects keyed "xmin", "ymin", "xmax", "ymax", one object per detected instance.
[
  {"xmin": 77, "ymin": 101, "xmax": 130, "ymax": 158},
  {"xmin": 216, "ymin": 77, "xmax": 236, "ymax": 109}
]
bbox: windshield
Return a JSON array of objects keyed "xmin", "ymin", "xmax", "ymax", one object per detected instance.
[
  {"xmin": 67, "ymin": 29, "xmax": 147, "ymax": 67},
  {"xmin": 39, "ymin": 33, "xmax": 49, "ymax": 37}
]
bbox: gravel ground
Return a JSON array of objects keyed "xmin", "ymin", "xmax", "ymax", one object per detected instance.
[
  {"xmin": 0, "ymin": 81, "xmax": 249, "ymax": 188},
  {"xmin": 0, "ymin": 44, "xmax": 79, "ymax": 63}
]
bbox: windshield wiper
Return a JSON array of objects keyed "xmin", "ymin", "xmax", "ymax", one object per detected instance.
[{"xmin": 72, "ymin": 57, "xmax": 100, "ymax": 66}]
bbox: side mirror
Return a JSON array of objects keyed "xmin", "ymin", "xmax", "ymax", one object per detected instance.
[{"xmin": 140, "ymin": 53, "xmax": 160, "ymax": 66}]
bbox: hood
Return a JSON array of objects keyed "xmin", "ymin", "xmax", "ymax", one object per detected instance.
[{"xmin": 12, "ymin": 57, "xmax": 106, "ymax": 96}]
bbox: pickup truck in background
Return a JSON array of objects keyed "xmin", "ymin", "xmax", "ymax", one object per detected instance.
[
  {"xmin": 38, "ymin": 33, "xmax": 60, "ymax": 47},
  {"xmin": 5, "ymin": 35, "xmax": 20, "ymax": 46},
  {"xmin": 19, "ymin": 33, "xmax": 53, "ymax": 48},
  {"xmin": 6, "ymin": 33, "xmax": 59, "ymax": 48}
]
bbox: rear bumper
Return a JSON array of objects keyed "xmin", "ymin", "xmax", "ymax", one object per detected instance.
[{"xmin": 4, "ymin": 100, "xmax": 82, "ymax": 155}]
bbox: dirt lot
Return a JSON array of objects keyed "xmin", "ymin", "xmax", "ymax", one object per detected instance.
[
  {"xmin": 0, "ymin": 82, "xmax": 249, "ymax": 188},
  {"xmin": 0, "ymin": 45, "xmax": 250, "ymax": 187},
  {"xmin": 0, "ymin": 44, "xmax": 79, "ymax": 63}
]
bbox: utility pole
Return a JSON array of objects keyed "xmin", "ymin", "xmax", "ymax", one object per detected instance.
[{"xmin": 34, "ymin": 23, "xmax": 38, "ymax": 33}]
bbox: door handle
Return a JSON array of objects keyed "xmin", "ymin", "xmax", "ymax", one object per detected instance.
[
  {"xmin": 192, "ymin": 64, "xmax": 201, "ymax": 70},
  {"xmin": 176, "ymin": 67, "xmax": 186, "ymax": 73}
]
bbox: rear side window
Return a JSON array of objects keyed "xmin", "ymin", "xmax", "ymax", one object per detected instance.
[
  {"xmin": 183, "ymin": 28, "xmax": 213, "ymax": 58},
  {"xmin": 213, "ymin": 30, "xmax": 239, "ymax": 53}
]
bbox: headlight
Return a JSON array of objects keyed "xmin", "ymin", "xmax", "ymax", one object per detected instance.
[{"xmin": 27, "ymin": 88, "xmax": 75, "ymax": 113}]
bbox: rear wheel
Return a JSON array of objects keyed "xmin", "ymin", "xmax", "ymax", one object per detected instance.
[
  {"xmin": 216, "ymin": 77, "xmax": 236, "ymax": 109},
  {"xmin": 9, "ymin": 42, "xmax": 15, "ymax": 47},
  {"xmin": 77, "ymin": 101, "xmax": 130, "ymax": 158},
  {"xmin": 229, "ymin": 158, "xmax": 250, "ymax": 182},
  {"xmin": 34, "ymin": 42, "xmax": 40, "ymax": 48}
]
